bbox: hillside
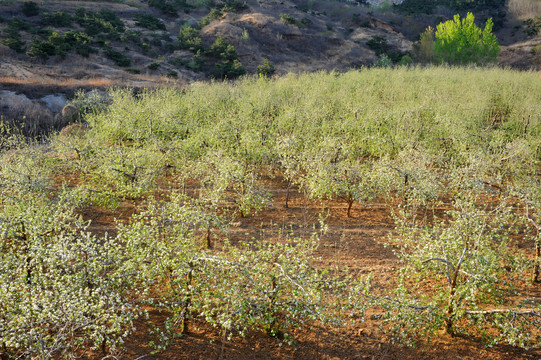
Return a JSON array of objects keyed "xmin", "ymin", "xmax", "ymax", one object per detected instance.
[{"xmin": 0, "ymin": 0, "xmax": 539, "ymax": 95}]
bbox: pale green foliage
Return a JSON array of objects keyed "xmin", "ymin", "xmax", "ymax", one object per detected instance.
[
  {"xmin": 387, "ymin": 191, "xmax": 537, "ymax": 347},
  {"xmin": 2, "ymin": 67, "xmax": 541, "ymax": 357},
  {"xmin": 434, "ymin": 12, "xmax": 500, "ymax": 65}
]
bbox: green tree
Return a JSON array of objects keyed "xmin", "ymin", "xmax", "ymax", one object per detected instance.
[{"xmin": 434, "ymin": 12, "xmax": 499, "ymax": 65}]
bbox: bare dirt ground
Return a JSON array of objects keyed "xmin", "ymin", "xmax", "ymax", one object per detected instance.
[{"xmin": 77, "ymin": 176, "xmax": 541, "ymax": 360}]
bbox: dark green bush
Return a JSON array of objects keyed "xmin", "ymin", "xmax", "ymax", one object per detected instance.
[
  {"xmin": 47, "ymin": 31, "xmax": 71, "ymax": 55},
  {"xmin": 212, "ymin": 59, "xmax": 245, "ymax": 79},
  {"xmin": 148, "ymin": 61, "xmax": 160, "ymax": 70},
  {"xmin": 366, "ymin": 35, "xmax": 389, "ymax": 55},
  {"xmin": 167, "ymin": 69, "xmax": 178, "ymax": 78},
  {"xmin": 186, "ymin": 50, "xmax": 204, "ymax": 70},
  {"xmin": 41, "ymin": 12, "xmax": 73, "ymax": 27},
  {"xmin": 27, "ymin": 40, "xmax": 57, "ymax": 59},
  {"xmin": 197, "ymin": 8, "xmax": 222, "ymax": 29},
  {"xmin": 30, "ymin": 27, "xmax": 53, "ymax": 39},
  {"xmin": 1, "ymin": 37, "xmax": 26, "ymax": 53},
  {"xmin": 75, "ymin": 8, "xmax": 125, "ymax": 36},
  {"xmin": 97, "ymin": 8, "xmax": 125, "ymax": 32},
  {"xmin": 135, "ymin": 13, "xmax": 166, "ymax": 30},
  {"xmin": 366, "ymin": 35, "xmax": 407, "ymax": 64},
  {"xmin": 7, "ymin": 18, "xmax": 32, "ymax": 33},
  {"xmin": 178, "ymin": 25, "xmax": 203, "ymax": 51},
  {"xmin": 125, "ymin": 68, "xmax": 141, "ymax": 74},
  {"xmin": 22, "ymin": 1, "xmax": 40, "ymax": 17},
  {"xmin": 524, "ymin": 16, "xmax": 541, "ymax": 37},
  {"xmin": 207, "ymin": 37, "xmax": 237, "ymax": 60},
  {"xmin": 104, "ymin": 46, "xmax": 131, "ymax": 67},
  {"xmin": 64, "ymin": 31, "xmax": 94, "ymax": 57}
]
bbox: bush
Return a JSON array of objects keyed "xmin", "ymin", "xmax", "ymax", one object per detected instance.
[
  {"xmin": 1, "ymin": 37, "xmax": 26, "ymax": 53},
  {"xmin": 524, "ymin": 16, "xmax": 541, "ymax": 36},
  {"xmin": 178, "ymin": 25, "xmax": 203, "ymax": 51},
  {"xmin": 280, "ymin": 13, "xmax": 297, "ymax": 25},
  {"xmin": 186, "ymin": 50, "xmax": 204, "ymax": 70},
  {"xmin": 212, "ymin": 59, "xmax": 246, "ymax": 79},
  {"xmin": 372, "ymin": 54, "xmax": 393, "ymax": 68},
  {"xmin": 207, "ymin": 37, "xmax": 237, "ymax": 60},
  {"xmin": 27, "ymin": 40, "xmax": 57, "ymax": 59},
  {"xmin": 197, "ymin": 8, "xmax": 222, "ymax": 29},
  {"xmin": 97, "ymin": 8, "xmax": 125, "ymax": 32},
  {"xmin": 435, "ymin": 12, "xmax": 499, "ymax": 65},
  {"xmin": 416, "ymin": 26, "xmax": 435, "ymax": 63},
  {"xmin": 22, "ymin": 1, "xmax": 40, "ymax": 17},
  {"xmin": 64, "ymin": 31, "xmax": 94, "ymax": 57},
  {"xmin": 75, "ymin": 8, "xmax": 125, "ymax": 36},
  {"xmin": 167, "ymin": 69, "xmax": 178, "ymax": 78},
  {"xmin": 104, "ymin": 46, "xmax": 131, "ymax": 67},
  {"xmin": 257, "ymin": 58, "xmax": 275, "ymax": 77},
  {"xmin": 148, "ymin": 61, "xmax": 160, "ymax": 70},
  {"xmin": 41, "ymin": 11, "xmax": 73, "ymax": 27},
  {"xmin": 366, "ymin": 35, "xmax": 406, "ymax": 63},
  {"xmin": 125, "ymin": 68, "xmax": 141, "ymax": 74},
  {"xmin": 135, "ymin": 13, "xmax": 166, "ymax": 30},
  {"xmin": 366, "ymin": 35, "xmax": 388, "ymax": 56}
]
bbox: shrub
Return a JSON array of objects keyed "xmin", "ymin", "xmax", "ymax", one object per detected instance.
[
  {"xmin": 135, "ymin": 13, "xmax": 166, "ymax": 30},
  {"xmin": 64, "ymin": 31, "xmax": 94, "ymax": 57},
  {"xmin": 257, "ymin": 58, "xmax": 275, "ymax": 77},
  {"xmin": 97, "ymin": 8, "xmax": 125, "ymax": 32},
  {"xmin": 398, "ymin": 54, "xmax": 413, "ymax": 66},
  {"xmin": 524, "ymin": 16, "xmax": 541, "ymax": 36},
  {"xmin": 75, "ymin": 8, "xmax": 125, "ymax": 36},
  {"xmin": 125, "ymin": 68, "xmax": 141, "ymax": 74},
  {"xmin": 27, "ymin": 40, "xmax": 57, "ymax": 59},
  {"xmin": 104, "ymin": 46, "xmax": 131, "ymax": 67},
  {"xmin": 212, "ymin": 59, "xmax": 246, "ymax": 79},
  {"xmin": 178, "ymin": 25, "xmax": 203, "ymax": 51},
  {"xmin": 186, "ymin": 50, "xmax": 204, "ymax": 70},
  {"xmin": 372, "ymin": 54, "xmax": 392, "ymax": 68},
  {"xmin": 280, "ymin": 13, "xmax": 297, "ymax": 25},
  {"xmin": 148, "ymin": 61, "xmax": 160, "ymax": 70},
  {"xmin": 434, "ymin": 12, "xmax": 500, "ymax": 65},
  {"xmin": 416, "ymin": 26, "xmax": 435, "ymax": 63},
  {"xmin": 1, "ymin": 37, "xmax": 25, "ymax": 53},
  {"xmin": 197, "ymin": 8, "xmax": 222, "ymax": 29},
  {"xmin": 207, "ymin": 36, "xmax": 237, "ymax": 60},
  {"xmin": 22, "ymin": 1, "xmax": 39, "ymax": 17},
  {"xmin": 41, "ymin": 11, "xmax": 73, "ymax": 27},
  {"xmin": 366, "ymin": 35, "xmax": 388, "ymax": 56},
  {"xmin": 167, "ymin": 69, "xmax": 178, "ymax": 78}
]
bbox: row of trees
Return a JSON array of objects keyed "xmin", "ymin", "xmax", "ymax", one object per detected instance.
[{"xmin": 1, "ymin": 68, "xmax": 540, "ymax": 357}]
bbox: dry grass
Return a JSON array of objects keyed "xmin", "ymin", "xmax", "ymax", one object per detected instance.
[
  {"xmin": 0, "ymin": 76, "xmax": 114, "ymax": 88},
  {"xmin": 508, "ymin": 0, "xmax": 541, "ymax": 19}
]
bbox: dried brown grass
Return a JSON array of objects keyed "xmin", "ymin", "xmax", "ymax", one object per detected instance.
[
  {"xmin": 0, "ymin": 76, "xmax": 113, "ymax": 88},
  {"xmin": 508, "ymin": 0, "xmax": 541, "ymax": 20}
]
